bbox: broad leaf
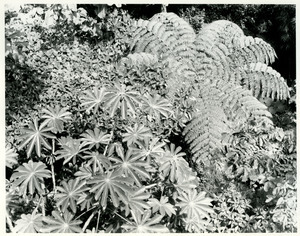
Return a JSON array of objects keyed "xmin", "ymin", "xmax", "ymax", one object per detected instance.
[
  {"xmin": 109, "ymin": 148, "xmax": 151, "ymax": 186},
  {"xmin": 176, "ymin": 189, "xmax": 214, "ymax": 220},
  {"xmin": 80, "ymin": 128, "xmax": 111, "ymax": 149},
  {"xmin": 41, "ymin": 105, "xmax": 72, "ymax": 133},
  {"xmin": 148, "ymin": 196, "xmax": 176, "ymax": 217},
  {"xmin": 80, "ymin": 87, "xmax": 107, "ymax": 114},
  {"xmin": 122, "ymin": 210, "xmax": 169, "ymax": 233},
  {"xmin": 10, "ymin": 160, "xmax": 51, "ymax": 197},
  {"xmin": 88, "ymin": 170, "xmax": 133, "ymax": 208},
  {"xmin": 14, "ymin": 211, "xmax": 44, "ymax": 233},
  {"xmin": 55, "ymin": 178, "xmax": 89, "ymax": 213},
  {"xmin": 18, "ymin": 118, "xmax": 55, "ymax": 157},
  {"xmin": 41, "ymin": 210, "xmax": 82, "ymax": 233},
  {"xmin": 122, "ymin": 123, "xmax": 152, "ymax": 146}
]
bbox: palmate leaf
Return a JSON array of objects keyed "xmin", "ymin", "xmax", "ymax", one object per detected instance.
[
  {"xmin": 41, "ymin": 105, "xmax": 72, "ymax": 133},
  {"xmin": 74, "ymin": 165, "xmax": 93, "ymax": 180},
  {"xmin": 82, "ymin": 151, "xmax": 111, "ymax": 173},
  {"xmin": 80, "ymin": 128, "xmax": 111, "ymax": 149},
  {"xmin": 55, "ymin": 137, "xmax": 87, "ymax": 165},
  {"xmin": 41, "ymin": 210, "xmax": 82, "ymax": 233},
  {"xmin": 88, "ymin": 169, "xmax": 134, "ymax": 209},
  {"xmin": 156, "ymin": 143, "xmax": 188, "ymax": 182},
  {"xmin": 14, "ymin": 211, "xmax": 44, "ymax": 233},
  {"xmin": 141, "ymin": 93, "xmax": 173, "ymax": 121},
  {"xmin": 104, "ymin": 83, "xmax": 141, "ymax": 119},
  {"xmin": 10, "ymin": 160, "xmax": 51, "ymax": 197},
  {"xmin": 18, "ymin": 118, "xmax": 56, "ymax": 157},
  {"xmin": 109, "ymin": 148, "xmax": 151, "ymax": 186},
  {"xmin": 183, "ymin": 216, "xmax": 211, "ymax": 233},
  {"xmin": 122, "ymin": 210, "xmax": 169, "ymax": 233},
  {"xmin": 123, "ymin": 187, "xmax": 151, "ymax": 216},
  {"xmin": 80, "ymin": 87, "xmax": 107, "ymax": 114},
  {"xmin": 133, "ymin": 137, "xmax": 166, "ymax": 160},
  {"xmin": 6, "ymin": 145, "xmax": 18, "ymax": 169},
  {"xmin": 55, "ymin": 178, "xmax": 89, "ymax": 213},
  {"xmin": 176, "ymin": 189, "xmax": 214, "ymax": 220},
  {"xmin": 148, "ymin": 196, "xmax": 176, "ymax": 217},
  {"xmin": 122, "ymin": 123, "xmax": 152, "ymax": 146}
]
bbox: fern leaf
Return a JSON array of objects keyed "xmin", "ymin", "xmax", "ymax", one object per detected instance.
[{"xmin": 242, "ymin": 62, "xmax": 290, "ymax": 100}]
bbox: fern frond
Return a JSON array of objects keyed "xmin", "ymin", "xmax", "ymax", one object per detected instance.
[
  {"xmin": 183, "ymin": 86, "xmax": 230, "ymax": 164},
  {"xmin": 241, "ymin": 62, "xmax": 290, "ymax": 100},
  {"xmin": 150, "ymin": 12, "xmax": 196, "ymax": 43},
  {"xmin": 120, "ymin": 52, "xmax": 159, "ymax": 68},
  {"xmin": 232, "ymin": 36, "xmax": 277, "ymax": 65}
]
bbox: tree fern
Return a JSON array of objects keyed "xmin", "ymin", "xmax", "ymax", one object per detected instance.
[{"xmin": 127, "ymin": 12, "xmax": 290, "ymax": 166}]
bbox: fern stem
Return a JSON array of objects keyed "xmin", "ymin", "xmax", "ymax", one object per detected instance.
[{"xmin": 6, "ymin": 209, "xmax": 15, "ymax": 233}]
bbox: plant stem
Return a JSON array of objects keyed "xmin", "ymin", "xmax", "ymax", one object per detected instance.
[
  {"xmin": 103, "ymin": 130, "xmax": 113, "ymax": 156},
  {"xmin": 6, "ymin": 209, "xmax": 15, "ymax": 233},
  {"xmin": 51, "ymin": 139, "xmax": 56, "ymax": 194},
  {"xmin": 95, "ymin": 209, "xmax": 101, "ymax": 232},
  {"xmin": 75, "ymin": 205, "xmax": 97, "ymax": 220},
  {"xmin": 82, "ymin": 211, "xmax": 96, "ymax": 232}
]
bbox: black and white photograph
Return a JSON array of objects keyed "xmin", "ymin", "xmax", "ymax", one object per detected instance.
[{"xmin": 4, "ymin": 2, "xmax": 297, "ymax": 233}]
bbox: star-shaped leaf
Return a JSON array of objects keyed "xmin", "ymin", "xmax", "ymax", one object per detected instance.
[
  {"xmin": 148, "ymin": 196, "xmax": 176, "ymax": 217},
  {"xmin": 18, "ymin": 118, "xmax": 55, "ymax": 157},
  {"xmin": 122, "ymin": 123, "xmax": 152, "ymax": 146},
  {"xmin": 55, "ymin": 137, "xmax": 87, "ymax": 165},
  {"xmin": 10, "ymin": 160, "xmax": 51, "ymax": 197},
  {"xmin": 55, "ymin": 178, "xmax": 89, "ymax": 213},
  {"xmin": 80, "ymin": 87, "xmax": 107, "ymax": 114},
  {"xmin": 82, "ymin": 151, "xmax": 111, "ymax": 173},
  {"xmin": 80, "ymin": 128, "xmax": 111, "ymax": 149},
  {"xmin": 41, "ymin": 105, "xmax": 72, "ymax": 133},
  {"xmin": 104, "ymin": 83, "xmax": 141, "ymax": 119},
  {"xmin": 109, "ymin": 148, "xmax": 151, "ymax": 186},
  {"xmin": 123, "ymin": 187, "xmax": 151, "ymax": 216},
  {"xmin": 6, "ymin": 145, "xmax": 18, "ymax": 169},
  {"xmin": 88, "ymin": 170, "xmax": 133, "ymax": 208},
  {"xmin": 74, "ymin": 165, "xmax": 93, "ymax": 180},
  {"xmin": 141, "ymin": 93, "xmax": 173, "ymax": 121},
  {"xmin": 133, "ymin": 137, "xmax": 166, "ymax": 160},
  {"xmin": 176, "ymin": 189, "xmax": 214, "ymax": 220},
  {"xmin": 122, "ymin": 210, "xmax": 169, "ymax": 233},
  {"xmin": 156, "ymin": 143, "xmax": 189, "ymax": 182},
  {"xmin": 41, "ymin": 210, "xmax": 82, "ymax": 233},
  {"xmin": 14, "ymin": 211, "xmax": 44, "ymax": 233}
]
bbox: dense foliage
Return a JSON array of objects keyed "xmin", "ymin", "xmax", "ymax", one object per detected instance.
[{"xmin": 5, "ymin": 4, "xmax": 296, "ymax": 233}]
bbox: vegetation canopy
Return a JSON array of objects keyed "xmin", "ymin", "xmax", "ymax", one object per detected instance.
[{"xmin": 5, "ymin": 4, "xmax": 296, "ymax": 233}]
